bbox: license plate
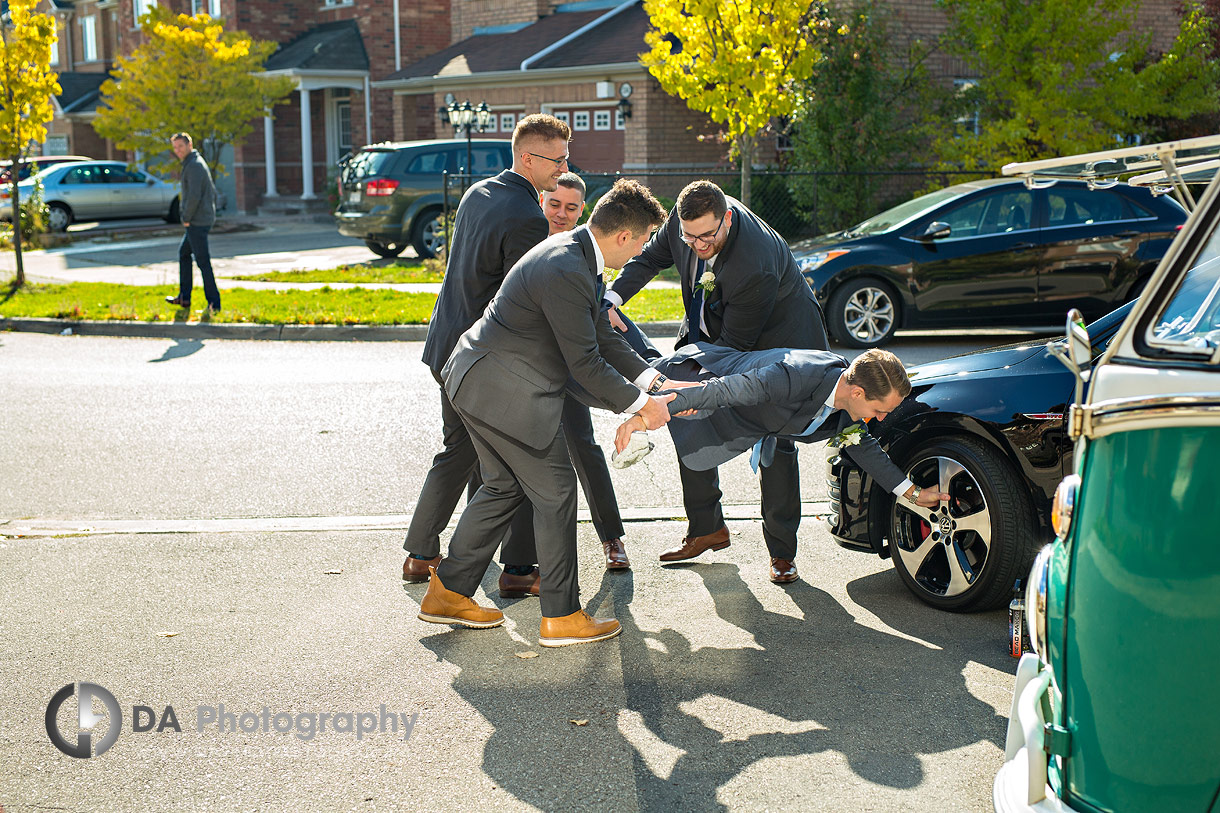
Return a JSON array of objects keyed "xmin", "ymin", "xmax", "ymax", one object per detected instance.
[{"xmin": 348, "ymin": 191, "xmax": 360, "ymax": 203}]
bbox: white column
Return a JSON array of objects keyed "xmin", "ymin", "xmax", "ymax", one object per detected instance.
[
  {"xmin": 364, "ymin": 76, "xmax": 372, "ymax": 144},
  {"xmin": 299, "ymin": 88, "xmax": 316, "ymax": 200},
  {"xmin": 263, "ymin": 111, "xmax": 277, "ymax": 197}
]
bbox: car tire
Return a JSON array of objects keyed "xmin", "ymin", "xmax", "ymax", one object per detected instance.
[
  {"xmin": 46, "ymin": 202, "xmax": 72, "ymax": 232},
  {"xmin": 165, "ymin": 198, "xmax": 180, "ymax": 224},
  {"xmin": 888, "ymin": 436, "xmax": 1037, "ymax": 612},
  {"xmin": 411, "ymin": 209, "xmax": 445, "ymax": 260},
  {"xmin": 364, "ymin": 239, "xmax": 407, "ymax": 258},
  {"xmin": 827, "ymin": 278, "xmax": 900, "ymax": 348}
]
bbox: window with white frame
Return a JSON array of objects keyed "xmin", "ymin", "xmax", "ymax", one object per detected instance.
[
  {"xmin": 191, "ymin": 0, "xmax": 221, "ymax": 16},
  {"xmin": 48, "ymin": 18, "xmax": 58, "ymax": 65},
  {"xmin": 573, "ymin": 111, "xmax": 589, "ymax": 131},
  {"xmin": 954, "ymin": 79, "xmax": 980, "ymax": 136},
  {"xmin": 554, "ymin": 111, "xmax": 569, "ymax": 125},
  {"xmin": 133, "ymin": 0, "xmax": 156, "ymax": 23},
  {"xmin": 614, "ymin": 109, "xmax": 624, "ymax": 129},
  {"xmin": 80, "ymin": 15, "xmax": 97, "ymax": 61},
  {"xmin": 499, "ymin": 113, "xmax": 515, "ymax": 133},
  {"xmin": 593, "ymin": 110, "xmax": 611, "ymax": 131}
]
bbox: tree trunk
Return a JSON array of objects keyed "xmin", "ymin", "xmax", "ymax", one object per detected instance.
[
  {"xmin": 739, "ymin": 133, "xmax": 755, "ymax": 210},
  {"xmin": 10, "ymin": 166, "xmax": 24, "ymax": 288}
]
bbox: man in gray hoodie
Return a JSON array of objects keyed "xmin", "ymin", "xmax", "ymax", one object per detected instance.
[{"xmin": 166, "ymin": 132, "xmax": 220, "ymax": 312}]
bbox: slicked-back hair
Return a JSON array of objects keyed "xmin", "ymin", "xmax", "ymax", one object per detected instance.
[
  {"xmin": 555, "ymin": 171, "xmax": 586, "ymax": 197},
  {"xmin": 676, "ymin": 180, "xmax": 728, "ymax": 221},
  {"xmin": 171, "ymin": 132, "xmax": 193, "ymax": 146},
  {"xmin": 589, "ymin": 178, "xmax": 666, "ymax": 238},
  {"xmin": 512, "ymin": 114, "xmax": 571, "ymax": 153},
  {"xmin": 845, "ymin": 349, "xmax": 911, "ymax": 401}
]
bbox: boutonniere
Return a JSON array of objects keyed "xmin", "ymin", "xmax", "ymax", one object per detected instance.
[
  {"xmin": 698, "ymin": 270, "xmax": 716, "ymax": 294},
  {"xmin": 826, "ymin": 424, "xmax": 865, "ymax": 462}
]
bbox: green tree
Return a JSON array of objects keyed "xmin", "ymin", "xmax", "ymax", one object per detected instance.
[
  {"xmin": 932, "ymin": 0, "xmax": 1220, "ymax": 171},
  {"xmin": 789, "ymin": 1, "xmax": 935, "ymax": 232},
  {"xmin": 95, "ymin": 7, "xmax": 293, "ymax": 179},
  {"xmin": 641, "ymin": 0, "xmax": 833, "ymax": 206},
  {"xmin": 0, "ymin": 0, "xmax": 60, "ymax": 287}
]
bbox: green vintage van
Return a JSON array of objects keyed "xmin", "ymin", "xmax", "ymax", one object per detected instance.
[{"xmin": 993, "ymin": 136, "xmax": 1220, "ymax": 812}]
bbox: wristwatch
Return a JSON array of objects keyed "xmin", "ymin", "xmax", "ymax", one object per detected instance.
[
  {"xmin": 905, "ymin": 486, "xmax": 922, "ymax": 505},
  {"xmin": 647, "ymin": 374, "xmax": 669, "ymax": 394}
]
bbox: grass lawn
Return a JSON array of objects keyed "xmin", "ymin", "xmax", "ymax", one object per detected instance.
[
  {"xmin": 0, "ymin": 281, "xmax": 685, "ymax": 325},
  {"xmin": 226, "ymin": 261, "xmax": 443, "ymax": 284}
]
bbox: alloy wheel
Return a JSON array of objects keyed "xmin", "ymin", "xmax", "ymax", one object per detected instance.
[{"xmin": 841, "ymin": 286, "xmax": 895, "ymax": 344}]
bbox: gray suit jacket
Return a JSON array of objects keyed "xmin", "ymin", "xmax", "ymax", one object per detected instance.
[
  {"xmin": 609, "ymin": 196, "xmax": 828, "ymax": 352},
  {"xmin": 658, "ymin": 343, "xmax": 906, "ymax": 491},
  {"xmin": 443, "ymin": 229, "xmax": 651, "ymax": 451},
  {"xmin": 421, "ymin": 170, "xmax": 548, "ymax": 374},
  {"xmin": 179, "ymin": 150, "xmax": 216, "ymax": 227}
]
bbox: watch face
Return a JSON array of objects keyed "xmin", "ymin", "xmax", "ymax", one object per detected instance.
[{"xmin": 618, "ymin": 82, "xmax": 633, "ymax": 98}]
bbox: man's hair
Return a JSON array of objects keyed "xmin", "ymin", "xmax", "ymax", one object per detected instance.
[
  {"xmin": 676, "ymin": 180, "xmax": 728, "ymax": 221},
  {"xmin": 554, "ymin": 171, "xmax": 585, "ymax": 198},
  {"xmin": 512, "ymin": 114, "xmax": 571, "ymax": 152},
  {"xmin": 844, "ymin": 349, "xmax": 911, "ymax": 401},
  {"xmin": 171, "ymin": 132, "xmax": 193, "ymax": 146},
  {"xmin": 589, "ymin": 178, "xmax": 666, "ymax": 237}
]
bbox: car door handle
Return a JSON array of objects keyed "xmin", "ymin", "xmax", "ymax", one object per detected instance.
[
  {"xmin": 1011, "ymin": 242, "xmax": 1036, "ymax": 249},
  {"xmin": 1114, "ymin": 230, "xmax": 1139, "ymax": 238}
]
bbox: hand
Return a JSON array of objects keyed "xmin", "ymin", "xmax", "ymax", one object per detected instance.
[
  {"xmin": 637, "ymin": 392, "xmax": 675, "ymax": 430},
  {"xmin": 183, "ymin": 221, "xmax": 190, "ymax": 227},
  {"xmin": 614, "ymin": 414, "xmax": 646, "ymax": 453},
  {"xmin": 607, "ymin": 304, "xmax": 627, "ymax": 332},
  {"xmin": 911, "ymin": 487, "xmax": 950, "ymax": 508}
]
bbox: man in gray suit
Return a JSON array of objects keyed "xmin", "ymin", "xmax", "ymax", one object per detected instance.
[
  {"xmin": 402, "ymin": 114, "xmax": 571, "ymax": 590},
  {"xmin": 165, "ymin": 132, "xmax": 220, "ymax": 313},
  {"xmin": 613, "ymin": 347, "xmax": 948, "ymax": 523},
  {"xmin": 605, "ymin": 180, "xmax": 830, "ymax": 583},
  {"xmin": 417, "ymin": 180, "xmax": 675, "ymax": 647}
]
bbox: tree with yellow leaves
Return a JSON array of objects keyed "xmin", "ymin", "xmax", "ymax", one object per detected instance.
[
  {"xmin": 95, "ymin": 6, "xmax": 293, "ymax": 179},
  {"xmin": 0, "ymin": 0, "xmax": 60, "ymax": 287},
  {"xmin": 641, "ymin": 0, "xmax": 833, "ymax": 206}
]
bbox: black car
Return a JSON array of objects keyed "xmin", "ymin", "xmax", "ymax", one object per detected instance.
[
  {"xmin": 334, "ymin": 139, "xmax": 514, "ymax": 259},
  {"xmin": 792, "ymin": 178, "xmax": 1185, "ymax": 348},
  {"xmin": 826, "ymin": 302, "xmax": 1134, "ymax": 612}
]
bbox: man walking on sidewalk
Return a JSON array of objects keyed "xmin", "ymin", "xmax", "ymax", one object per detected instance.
[{"xmin": 166, "ymin": 132, "xmax": 220, "ymax": 313}]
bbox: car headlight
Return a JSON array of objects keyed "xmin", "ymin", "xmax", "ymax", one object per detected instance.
[
  {"xmin": 797, "ymin": 249, "xmax": 850, "ymax": 274},
  {"xmin": 1051, "ymin": 474, "xmax": 1080, "ymax": 539},
  {"xmin": 1025, "ymin": 544, "xmax": 1053, "ymax": 660}
]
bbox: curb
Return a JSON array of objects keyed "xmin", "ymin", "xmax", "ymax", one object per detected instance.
[{"xmin": 0, "ymin": 317, "xmax": 685, "ymax": 342}]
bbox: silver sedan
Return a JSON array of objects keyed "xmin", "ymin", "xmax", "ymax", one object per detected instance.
[{"xmin": 0, "ymin": 160, "xmax": 180, "ymax": 231}]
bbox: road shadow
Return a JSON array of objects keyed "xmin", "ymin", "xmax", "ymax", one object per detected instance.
[
  {"xmin": 418, "ymin": 561, "xmax": 1006, "ymax": 811},
  {"xmin": 149, "ymin": 338, "xmax": 204, "ymax": 363}
]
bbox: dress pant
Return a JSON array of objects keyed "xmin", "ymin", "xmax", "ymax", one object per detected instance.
[
  {"xmin": 438, "ymin": 410, "xmax": 581, "ymax": 618},
  {"xmin": 402, "ymin": 370, "xmax": 535, "ymax": 565},
  {"xmin": 178, "ymin": 225, "xmax": 220, "ymax": 309},
  {"xmin": 561, "ymin": 395, "xmax": 623, "ymax": 543}
]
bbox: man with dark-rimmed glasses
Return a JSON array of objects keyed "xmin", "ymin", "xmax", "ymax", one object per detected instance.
[{"xmin": 605, "ymin": 180, "xmax": 830, "ymax": 585}]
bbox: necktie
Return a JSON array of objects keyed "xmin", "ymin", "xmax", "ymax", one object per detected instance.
[
  {"xmin": 686, "ymin": 258, "xmax": 706, "ymax": 338},
  {"xmin": 749, "ymin": 404, "xmax": 836, "ymax": 472}
]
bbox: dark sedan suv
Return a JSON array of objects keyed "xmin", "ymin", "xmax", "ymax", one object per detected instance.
[
  {"xmin": 793, "ymin": 178, "xmax": 1185, "ymax": 347},
  {"xmin": 334, "ymin": 139, "xmax": 513, "ymax": 259}
]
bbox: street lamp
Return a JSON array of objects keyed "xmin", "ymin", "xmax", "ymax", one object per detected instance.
[{"xmin": 446, "ymin": 99, "xmax": 493, "ymax": 183}]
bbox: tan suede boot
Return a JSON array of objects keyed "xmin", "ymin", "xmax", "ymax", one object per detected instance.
[{"xmin": 418, "ymin": 567, "xmax": 504, "ymax": 628}]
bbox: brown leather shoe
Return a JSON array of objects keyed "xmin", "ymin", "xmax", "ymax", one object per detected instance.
[
  {"xmin": 498, "ymin": 567, "xmax": 540, "ymax": 598},
  {"xmin": 539, "ymin": 610, "xmax": 622, "ymax": 647},
  {"xmin": 403, "ymin": 554, "xmax": 442, "ymax": 583},
  {"xmin": 603, "ymin": 537, "xmax": 630, "ymax": 570},
  {"xmin": 417, "ymin": 568, "xmax": 504, "ymax": 628},
  {"xmin": 769, "ymin": 558, "xmax": 799, "ymax": 584},
  {"xmin": 659, "ymin": 526, "xmax": 731, "ymax": 562}
]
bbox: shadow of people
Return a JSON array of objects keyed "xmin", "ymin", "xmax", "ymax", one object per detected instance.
[{"xmin": 149, "ymin": 338, "xmax": 204, "ymax": 363}]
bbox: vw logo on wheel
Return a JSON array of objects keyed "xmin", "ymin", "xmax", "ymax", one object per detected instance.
[{"xmin": 45, "ymin": 682, "xmax": 122, "ymax": 758}]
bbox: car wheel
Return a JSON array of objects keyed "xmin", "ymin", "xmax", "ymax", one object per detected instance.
[
  {"xmin": 411, "ymin": 209, "xmax": 445, "ymax": 259},
  {"xmin": 165, "ymin": 198, "xmax": 180, "ymax": 224},
  {"xmin": 828, "ymin": 278, "xmax": 899, "ymax": 348},
  {"xmin": 364, "ymin": 239, "xmax": 407, "ymax": 258},
  {"xmin": 888, "ymin": 436, "xmax": 1036, "ymax": 612},
  {"xmin": 46, "ymin": 202, "xmax": 72, "ymax": 232}
]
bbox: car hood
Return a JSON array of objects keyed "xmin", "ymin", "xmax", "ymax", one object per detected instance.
[
  {"xmin": 908, "ymin": 340, "xmax": 1050, "ymax": 383},
  {"xmin": 790, "ymin": 232, "xmax": 857, "ymax": 255}
]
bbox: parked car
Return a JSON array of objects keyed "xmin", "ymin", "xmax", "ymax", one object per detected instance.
[
  {"xmin": 0, "ymin": 155, "xmax": 90, "ymax": 185},
  {"xmin": 826, "ymin": 301, "xmax": 1133, "ymax": 613},
  {"xmin": 334, "ymin": 138, "xmax": 514, "ymax": 259},
  {"xmin": 993, "ymin": 135, "xmax": 1220, "ymax": 813},
  {"xmin": 0, "ymin": 160, "xmax": 180, "ymax": 231},
  {"xmin": 792, "ymin": 177, "xmax": 1187, "ymax": 348}
]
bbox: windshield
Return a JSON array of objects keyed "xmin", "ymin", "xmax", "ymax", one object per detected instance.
[
  {"xmin": 1150, "ymin": 241, "xmax": 1220, "ymax": 351},
  {"xmin": 848, "ymin": 186, "xmax": 967, "ymax": 237}
]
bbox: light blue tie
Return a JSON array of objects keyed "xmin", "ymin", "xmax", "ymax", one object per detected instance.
[{"xmin": 749, "ymin": 403, "xmax": 835, "ymax": 473}]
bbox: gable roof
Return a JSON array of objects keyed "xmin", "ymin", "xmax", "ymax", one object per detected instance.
[
  {"xmin": 56, "ymin": 71, "xmax": 108, "ymax": 114},
  {"xmin": 265, "ymin": 19, "xmax": 369, "ymax": 73}
]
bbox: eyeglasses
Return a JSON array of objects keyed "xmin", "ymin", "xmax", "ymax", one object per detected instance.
[
  {"xmin": 680, "ymin": 212, "xmax": 726, "ymax": 247},
  {"xmin": 527, "ymin": 152, "xmax": 569, "ymax": 168}
]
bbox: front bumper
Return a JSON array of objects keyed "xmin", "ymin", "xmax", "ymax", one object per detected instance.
[{"xmin": 992, "ymin": 654, "xmax": 1077, "ymax": 813}]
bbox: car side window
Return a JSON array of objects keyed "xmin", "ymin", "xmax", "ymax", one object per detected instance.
[
  {"xmin": 938, "ymin": 189, "xmax": 1033, "ymax": 238},
  {"xmin": 469, "ymin": 146, "xmax": 507, "ymax": 175},
  {"xmin": 1047, "ymin": 188, "xmax": 1128, "ymax": 227},
  {"xmin": 97, "ymin": 166, "xmax": 133, "ymax": 183},
  {"xmin": 62, "ymin": 166, "xmax": 98, "ymax": 185},
  {"xmin": 404, "ymin": 151, "xmax": 449, "ymax": 174}
]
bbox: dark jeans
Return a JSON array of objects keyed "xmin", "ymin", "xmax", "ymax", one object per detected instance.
[{"xmin": 178, "ymin": 225, "xmax": 220, "ymax": 309}]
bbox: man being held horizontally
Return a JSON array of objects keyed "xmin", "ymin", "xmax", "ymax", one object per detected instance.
[{"xmin": 613, "ymin": 346, "xmax": 948, "ymax": 514}]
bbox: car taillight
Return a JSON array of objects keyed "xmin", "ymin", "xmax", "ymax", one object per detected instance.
[{"xmin": 365, "ymin": 178, "xmax": 398, "ymax": 196}]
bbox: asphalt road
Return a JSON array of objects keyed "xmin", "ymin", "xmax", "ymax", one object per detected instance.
[{"xmin": 0, "ymin": 331, "xmax": 1035, "ymax": 812}]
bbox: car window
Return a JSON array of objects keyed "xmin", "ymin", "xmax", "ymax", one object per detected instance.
[
  {"xmin": 347, "ymin": 150, "xmax": 397, "ymax": 180},
  {"xmin": 1047, "ymin": 187, "xmax": 1128, "ymax": 226},
  {"xmin": 468, "ymin": 146, "xmax": 507, "ymax": 175},
  {"xmin": 853, "ymin": 186, "xmax": 963, "ymax": 236},
  {"xmin": 938, "ymin": 189, "xmax": 1033, "ymax": 237},
  {"xmin": 62, "ymin": 166, "xmax": 102, "ymax": 185},
  {"xmin": 404, "ymin": 151, "xmax": 450, "ymax": 174},
  {"xmin": 97, "ymin": 166, "xmax": 134, "ymax": 183},
  {"xmin": 1148, "ymin": 233, "xmax": 1220, "ymax": 351}
]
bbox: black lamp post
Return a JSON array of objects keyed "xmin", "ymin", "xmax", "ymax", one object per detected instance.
[{"xmin": 446, "ymin": 99, "xmax": 493, "ymax": 182}]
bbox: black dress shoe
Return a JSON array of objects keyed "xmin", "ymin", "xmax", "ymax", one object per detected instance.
[{"xmin": 165, "ymin": 296, "xmax": 190, "ymax": 308}]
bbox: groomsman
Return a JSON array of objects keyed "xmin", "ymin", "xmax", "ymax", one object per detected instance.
[{"xmin": 606, "ymin": 180, "xmax": 830, "ymax": 583}]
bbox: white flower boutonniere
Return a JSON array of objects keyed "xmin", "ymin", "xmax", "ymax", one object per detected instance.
[
  {"xmin": 825, "ymin": 424, "xmax": 866, "ymax": 462},
  {"xmin": 698, "ymin": 270, "xmax": 716, "ymax": 294}
]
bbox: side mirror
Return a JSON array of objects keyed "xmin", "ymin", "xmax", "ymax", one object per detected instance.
[
  {"xmin": 1066, "ymin": 308, "xmax": 1090, "ymax": 368},
  {"xmin": 916, "ymin": 221, "xmax": 951, "ymax": 241}
]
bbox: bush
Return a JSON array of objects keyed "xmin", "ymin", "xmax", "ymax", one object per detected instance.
[{"xmin": 17, "ymin": 180, "xmax": 49, "ymax": 243}]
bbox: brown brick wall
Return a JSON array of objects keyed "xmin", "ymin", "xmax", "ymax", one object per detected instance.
[{"xmin": 451, "ymin": 0, "xmax": 557, "ymax": 43}]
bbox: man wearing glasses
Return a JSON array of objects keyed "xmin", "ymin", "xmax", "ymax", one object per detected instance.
[
  {"xmin": 402, "ymin": 114, "xmax": 572, "ymax": 593},
  {"xmin": 605, "ymin": 180, "xmax": 830, "ymax": 585}
]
